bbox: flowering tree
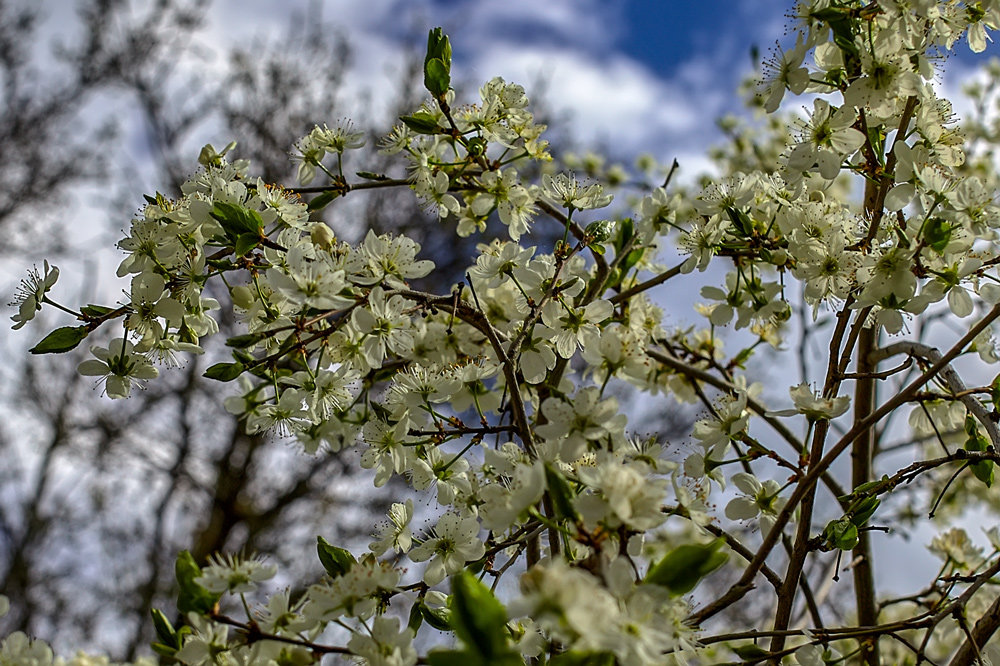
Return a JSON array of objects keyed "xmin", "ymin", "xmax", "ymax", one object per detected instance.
[{"xmin": 8, "ymin": 2, "xmax": 1000, "ymax": 665}]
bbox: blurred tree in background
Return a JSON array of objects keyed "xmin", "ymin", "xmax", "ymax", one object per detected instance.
[{"xmin": 0, "ymin": 1, "xmax": 448, "ymax": 657}]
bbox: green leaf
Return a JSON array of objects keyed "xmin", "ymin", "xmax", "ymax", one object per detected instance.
[
  {"xmin": 175, "ymin": 551, "xmax": 220, "ymax": 615},
  {"xmin": 422, "ymin": 27, "xmax": 452, "ymax": 97},
  {"xmin": 407, "ymin": 601, "xmax": 424, "ymax": 633},
  {"xmin": 307, "ymin": 189, "xmax": 339, "ymax": 212},
  {"xmin": 726, "ymin": 207, "xmax": 752, "ymax": 236},
  {"xmin": 964, "ymin": 416, "xmax": 994, "ymax": 487},
  {"xmin": 449, "ymin": 571, "xmax": 512, "ymax": 661},
  {"xmin": 585, "ymin": 219, "xmax": 614, "ymax": 243},
  {"xmin": 80, "ymin": 304, "xmax": 114, "ymax": 318},
  {"xmin": 225, "ymin": 333, "xmax": 264, "ymax": 348},
  {"xmin": 150, "ymin": 643, "xmax": 178, "ymax": 658},
  {"xmin": 866, "ymin": 126, "xmax": 885, "ymax": 164},
  {"xmin": 317, "ymin": 536, "xmax": 356, "ymax": 578},
  {"xmin": 828, "ymin": 15, "xmax": 859, "ymax": 59},
  {"xmin": 991, "ymin": 374, "xmax": 1000, "ymax": 413},
  {"xmin": 419, "ymin": 602, "xmax": 452, "ymax": 631},
  {"xmin": 645, "ymin": 538, "xmax": 729, "ymax": 595},
  {"xmin": 151, "ymin": 608, "xmax": 179, "ymax": 649},
  {"xmin": 234, "ymin": 233, "xmax": 260, "ymax": 257},
  {"xmin": 614, "ymin": 217, "xmax": 634, "ymax": 253},
  {"xmin": 848, "ymin": 496, "xmax": 880, "ymax": 527},
  {"xmin": 424, "ymin": 57, "xmax": 451, "ymax": 97},
  {"xmin": 206, "ymin": 258, "xmax": 236, "ymax": 271},
  {"xmin": 822, "ymin": 518, "xmax": 859, "ymax": 551},
  {"xmin": 203, "ymin": 362, "xmax": 245, "ymax": 382},
  {"xmin": 966, "ymin": 413, "xmax": 982, "ymax": 439},
  {"xmin": 731, "ymin": 345, "xmax": 755, "ymax": 369},
  {"xmin": 210, "ymin": 202, "xmax": 264, "ymax": 238},
  {"xmin": 620, "ymin": 247, "xmax": 644, "ymax": 274},
  {"xmin": 972, "ymin": 458, "xmax": 994, "ymax": 488},
  {"xmin": 425, "ymin": 27, "xmax": 451, "ymax": 65},
  {"xmin": 842, "ymin": 477, "xmax": 887, "ymax": 501},
  {"xmin": 400, "ymin": 112, "xmax": 442, "ymax": 135},
  {"xmin": 544, "ymin": 464, "xmax": 579, "ymax": 521},
  {"xmin": 423, "ymin": 28, "xmax": 451, "ymax": 91},
  {"xmin": 923, "ymin": 217, "xmax": 952, "ymax": 253},
  {"xmin": 29, "ymin": 326, "xmax": 89, "ymax": 354}
]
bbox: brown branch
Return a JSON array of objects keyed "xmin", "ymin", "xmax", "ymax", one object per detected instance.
[{"xmin": 692, "ymin": 303, "xmax": 1000, "ymax": 628}]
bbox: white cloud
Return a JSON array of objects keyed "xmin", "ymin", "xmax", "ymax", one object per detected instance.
[{"xmin": 204, "ymin": 0, "xmax": 732, "ymax": 164}]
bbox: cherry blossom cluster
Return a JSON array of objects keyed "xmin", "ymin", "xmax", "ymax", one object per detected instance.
[{"xmin": 11, "ymin": 2, "xmax": 1000, "ymax": 664}]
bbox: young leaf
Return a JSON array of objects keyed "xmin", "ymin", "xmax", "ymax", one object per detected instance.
[
  {"xmin": 424, "ymin": 57, "xmax": 451, "ymax": 97},
  {"xmin": 848, "ymin": 496, "xmax": 880, "ymax": 527},
  {"xmin": 151, "ymin": 608, "xmax": 179, "ymax": 649},
  {"xmin": 423, "ymin": 27, "xmax": 451, "ymax": 97},
  {"xmin": 922, "ymin": 217, "xmax": 952, "ymax": 253},
  {"xmin": 620, "ymin": 247, "xmax": 644, "ymax": 275},
  {"xmin": 400, "ymin": 112, "xmax": 442, "ymax": 135},
  {"xmin": 210, "ymin": 201, "xmax": 264, "ymax": 238},
  {"xmin": 317, "ymin": 536, "xmax": 356, "ymax": 578},
  {"xmin": 80, "ymin": 304, "xmax": 114, "ymax": 318},
  {"xmin": 822, "ymin": 518, "xmax": 859, "ymax": 551},
  {"xmin": 150, "ymin": 643, "xmax": 179, "ymax": 658},
  {"xmin": 449, "ymin": 571, "xmax": 513, "ymax": 662},
  {"xmin": 964, "ymin": 416, "xmax": 994, "ymax": 488},
  {"xmin": 29, "ymin": 326, "xmax": 89, "ymax": 354},
  {"xmin": 645, "ymin": 538, "xmax": 729, "ymax": 595},
  {"xmin": 407, "ymin": 602, "xmax": 424, "ymax": 633},
  {"xmin": 991, "ymin": 374, "xmax": 1000, "ymax": 413},
  {"xmin": 419, "ymin": 602, "xmax": 453, "ymax": 631},
  {"xmin": 544, "ymin": 464, "xmax": 579, "ymax": 521},
  {"xmin": 203, "ymin": 362, "xmax": 245, "ymax": 382},
  {"xmin": 175, "ymin": 551, "xmax": 220, "ymax": 615},
  {"xmin": 613, "ymin": 217, "xmax": 634, "ymax": 254},
  {"xmin": 307, "ymin": 189, "xmax": 339, "ymax": 212},
  {"xmin": 225, "ymin": 333, "xmax": 264, "ymax": 348},
  {"xmin": 234, "ymin": 233, "xmax": 260, "ymax": 257}
]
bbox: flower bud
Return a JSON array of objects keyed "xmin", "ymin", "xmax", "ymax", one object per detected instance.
[
  {"xmin": 230, "ymin": 285, "xmax": 255, "ymax": 309},
  {"xmin": 310, "ymin": 222, "xmax": 336, "ymax": 249}
]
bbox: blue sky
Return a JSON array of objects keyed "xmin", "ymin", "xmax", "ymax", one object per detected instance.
[
  {"xmin": 199, "ymin": 0, "xmax": 792, "ymax": 172},
  {"xmin": 196, "ymin": 0, "xmax": 1000, "ymax": 179}
]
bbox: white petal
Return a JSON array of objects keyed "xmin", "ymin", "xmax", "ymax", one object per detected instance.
[
  {"xmin": 726, "ymin": 497, "xmax": 759, "ymax": 521},
  {"xmin": 949, "ymin": 288, "xmax": 974, "ymax": 318},
  {"xmin": 884, "ymin": 183, "xmax": 915, "ymax": 212}
]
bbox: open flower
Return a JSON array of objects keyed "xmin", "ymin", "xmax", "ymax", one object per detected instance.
[
  {"xmin": 369, "ymin": 500, "xmax": 414, "ymax": 556},
  {"xmin": 769, "ymin": 383, "xmax": 850, "ymax": 421},
  {"xmin": 408, "ymin": 512, "xmax": 484, "ymax": 586},
  {"xmin": 77, "ymin": 338, "xmax": 159, "ymax": 399},
  {"xmin": 725, "ymin": 472, "xmax": 786, "ymax": 533},
  {"xmin": 347, "ymin": 616, "xmax": 417, "ymax": 666},
  {"xmin": 9, "ymin": 261, "xmax": 59, "ymax": 329},
  {"xmin": 195, "ymin": 552, "xmax": 277, "ymax": 595}
]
